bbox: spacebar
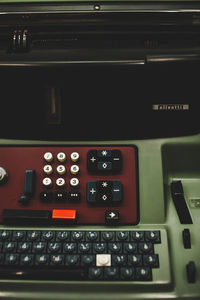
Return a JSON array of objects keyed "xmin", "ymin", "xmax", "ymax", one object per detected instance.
[{"xmin": 0, "ymin": 267, "xmax": 87, "ymax": 280}]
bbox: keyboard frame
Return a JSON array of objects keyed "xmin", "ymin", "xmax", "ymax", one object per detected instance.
[{"xmin": 0, "ymin": 227, "xmax": 170, "ymax": 283}]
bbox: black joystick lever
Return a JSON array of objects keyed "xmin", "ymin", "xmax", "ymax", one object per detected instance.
[
  {"xmin": 171, "ymin": 180, "xmax": 193, "ymax": 224},
  {"xmin": 19, "ymin": 170, "xmax": 36, "ymax": 205}
]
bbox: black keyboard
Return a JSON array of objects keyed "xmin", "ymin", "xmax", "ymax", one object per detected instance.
[{"xmin": 0, "ymin": 229, "xmax": 161, "ymax": 281}]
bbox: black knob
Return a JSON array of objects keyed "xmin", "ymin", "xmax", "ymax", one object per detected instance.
[{"xmin": 186, "ymin": 261, "xmax": 196, "ymax": 283}]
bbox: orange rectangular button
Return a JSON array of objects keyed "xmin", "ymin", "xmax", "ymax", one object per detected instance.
[{"xmin": 52, "ymin": 209, "xmax": 77, "ymax": 220}]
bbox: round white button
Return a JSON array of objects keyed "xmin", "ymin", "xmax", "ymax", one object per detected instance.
[
  {"xmin": 70, "ymin": 152, "xmax": 79, "ymax": 162},
  {"xmin": 43, "ymin": 177, "xmax": 52, "ymax": 188},
  {"xmin": 57, "ymin": 152, "xmax": 66, "ymax": 162},
  {"xmin": 70, "ymin": 177, "xmax": 79, "ymax": 187},
  {"xmin": 70, "ymin": 165, "xmax": 79, "ymax": 175},
  {"xmin": 56, "ymin": 165, "xmax": 66, "ymax": 175},
  {"xmin": 43, "ymin": 165, "xmax": 53, "ymax": 175},
  {"xmin": 44, "ymin": 152, "xmax": 53, "ymax": 162},
  {"xmin": 56, "ymin": 178, "xmax": 66, "ymax": 187}
]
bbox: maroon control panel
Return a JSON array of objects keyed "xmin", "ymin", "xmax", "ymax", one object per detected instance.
[{"xmin": 0, "ymin": 146, "xmax": 138, "ymax": 225}]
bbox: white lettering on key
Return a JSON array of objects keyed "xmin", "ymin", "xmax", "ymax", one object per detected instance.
[
  {"xmin": 90, "ymin": 188, "xmax": 96, "ymax": 195},
  {"xmin": 102, "ymin": 150, "xmax": 108, "ymax": 156},
  {"xmin": 109, "ymin": 212, "xmax": 116, "ymax": 218},
  {"xmin": 90, "ymin": 157, "xmax": 96, "ymax": 163}
]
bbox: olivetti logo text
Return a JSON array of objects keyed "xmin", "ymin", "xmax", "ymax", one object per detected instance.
[{"xmin": 152, "ymin": 104, "xmax": 189, "ymax": 111}]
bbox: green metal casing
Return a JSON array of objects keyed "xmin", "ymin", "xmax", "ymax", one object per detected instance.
[{"xmin": 0, "ymin": 134, "xmax": 199, "ymax": 299}]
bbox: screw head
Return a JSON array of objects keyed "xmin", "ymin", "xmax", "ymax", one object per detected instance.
[{"xmin": 94, "ymin": 4, "xmax": 100, "ymax": 10}]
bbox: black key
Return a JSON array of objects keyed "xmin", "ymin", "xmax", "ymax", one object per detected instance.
[
  {"xmin": 56, "ymin": 231, "xmax": 69, "ymax": 242},
  {"xmin": 128, "ymin": 255, "xmax": 142, "ymax": 266},
  {"xmin": 138, "ymin": 242, "xmax": 153, "ymax": 254},
  {"xmin": 101, "ymin": 231, "xmax": 114, "ymax": 241},
  {"xmin": 41, "ymin": 231, "xmax": 55, "ymax": 241},
  {"xmin": 93, "ymin": 243, "xmax": 107, "ymax": 254},
  {"xmin": 116, "ymin": 231, "xmax": 129, "ymax": 241},
  {"xmin": 186, "ymin": 261, "xmax": 196, "ymax": 283},
  {"xmin": 87, "ymin": 181, "xmax": 97, "ymax": 204},
  {"xmin": 63, "ymin": 243, "xmax": 77, "ymax": 253},
  {"xmin": 145, "ymin": 231, "xmax": 161, "ymax": 243},
  {"xmin": 0, "ymin": 230, "xmax": 11, "ymax": 241},
  {"xmin": 0, "ymin": 254, "xmax": 4, "ymax": 265},
  {"xmin": 69, "ymin": 192, "xmax": 81, "ymax": 202},
  {"xmin": 12, "ymin": 231, "xmax": 26, "ymax": 241},
  {"xmin": 131, "ymin": 231, "xmax": 144, "ymax": 241},
  {"xmin": 112, "ymin": 150, "xmax": 122, "ymax": 172},
  {"xmin": 88, "ymin": 267, "xmax": 103, "ymax": 280},
  {"xmin": 50, "ymin": 255, "xmax": 64, "ymax": 266},
  {"xmin": 97, "ymin": 190, "xmax": 113, "ymax": 204},
  {"xmin": 124, "ymin": 242, "xmax": 137, "ymax": 254},
  {"xmin": 81, "ymin": 255, "xmax": 95, "ymax": 266},
  {"xmin": 2, "ymin": 210, "xmax": 51, "ymax": 225},
  {"xmin": 35, "ymin": 254, "xmax": 49, "ymax": 265},
  {"xmin": 112, "ymin": 181, "xmax": 123, "ymax": 204},
  {"xmin": 108, "ymin": 243, "xmax": 122, "ymax": 254},
  {"xmin": 78, "ymin": 243, "xmax": 91, "ymax": 254},
  {"xmin": 27, "ymin": 231, "xmax": 40, "ymax": 241},
  {"xmin": 18, "ymin": 242, "xmax": 31, "ymax": 253},
  {"xmin": 135, "ymin": 267, "xmax": 152, "ymax": 281},
  {"xmin": 0, "ymin": 267, "xmax": 87, "ymax": 280},
  {"xmin": 112, "ymin": 255, "xmax": 127, "ymax": 266},
  {"xmin": 105, "ymin": 210, "xmax": 120, "ymax": 225},
  {"xmin": 32, "ymin": 242, "xmax": 46, "ymax": 253},
  {"xmin": 86, "ymin": 231, "xmax": 99, "ymax": 242},
  {"xmin": 87, "ymin": 150, "xmax": 98, "ymax": 172},
  {"xmin": 71, "ymin": 231, "xmax": 84, "ymax": 242},
  {"xmin": 3, "ymin": 242, "xmax": 17, "ymax": 253},
  {"xmin": 65, "ymin": 255, "xmax": 80, "ymax": 266},
  {"xmin": 55, "ymin": 192, "xmax": 67, "ymax": 202},
  {"xmin": 40, "ymin": 191, "xmax": 53, "ymax": 203},
  {"xmin": 48, "ymin": 243, "xmax": 61, "ymax": 253},
  {"xmin": 97, "ymin": 149, "xmax": 112, "ymax": 158},
  {"xmin": 143, "ymin": 254, "xmax": 159, "ymax": 268},
  {"xmin": 20, "ymin": 254, "xmax": 33, "ymax": 266},
  {"xmin": 97, "ymin": 161, "xmax": 112, "ymax": 172},
  {"xmin": 5, "ymin": 253, "xmax": 19, "ymax": 265},
  {"xmin": 104, "ymin": 267, "xmax": 119, "ymax": 280},
  {"xmin": 96, "ymin": 181, "xmax": 113, "ymax": 190},
  {"xmin": 120, "ymin": 267, "xmax": 134, "ymax": 280},
  {"xmin": 183, "ymin": 229, "xmax": 191, "ymax": 249}
]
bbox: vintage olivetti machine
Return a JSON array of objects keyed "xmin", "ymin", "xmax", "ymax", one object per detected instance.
[{"xmin": 0, "ymin": 0, "xmax": 200, "ymax": 299}]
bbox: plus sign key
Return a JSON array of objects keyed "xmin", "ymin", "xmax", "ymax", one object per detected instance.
[
  {"xmin": 87, "ymin": 181, "xmax": 98, "ymax": 203},
  {"xmin": 87, "ymin": 150, "xmax": 98, "ymax": 172}
]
